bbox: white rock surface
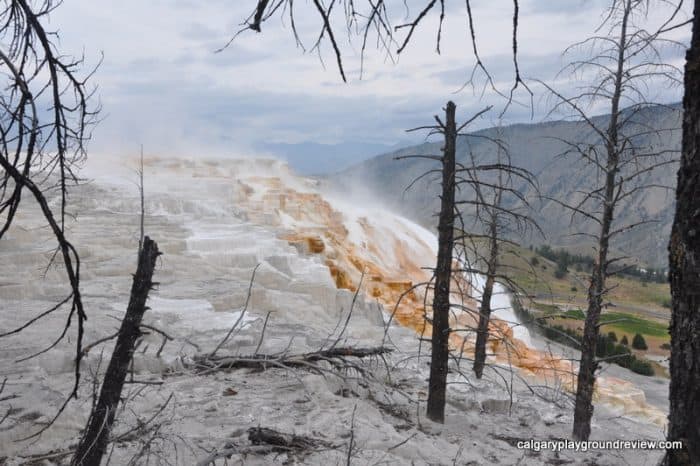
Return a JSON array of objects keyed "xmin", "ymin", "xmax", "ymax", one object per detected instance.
[{"xmin": 0, "ymin": 155, "xmax": 668, "ymax": 465}]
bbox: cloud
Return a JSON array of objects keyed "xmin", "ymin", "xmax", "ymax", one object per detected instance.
[
  {"xmin": 45, "ymin": 0, "xmax": 690, "ymax": 170},
  {"xmin": 431, "ymin": 53, "xmax": 568, "ymax": 89},
  {"xmin": 524, "ymin": 0, "xmax": 608, "ymax": 15}
]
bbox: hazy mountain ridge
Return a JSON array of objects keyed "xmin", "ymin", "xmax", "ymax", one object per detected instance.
[{"xmin": 328, "ymin": 103, "xmax": 682, "ymax": 267}]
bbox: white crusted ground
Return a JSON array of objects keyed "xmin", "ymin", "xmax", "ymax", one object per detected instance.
[{"xmin": 0, "ymin": 156, "xmax": 668, "ymax": 465}]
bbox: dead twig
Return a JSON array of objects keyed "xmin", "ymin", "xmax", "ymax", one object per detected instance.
[{"xmin": 210, "ymin": 263, "xmax": 260, "ymax": 358}]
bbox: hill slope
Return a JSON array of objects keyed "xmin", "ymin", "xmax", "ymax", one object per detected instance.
[{"xmin": 328, "ymin": 104, "xmax": 682, "ymax": 267}]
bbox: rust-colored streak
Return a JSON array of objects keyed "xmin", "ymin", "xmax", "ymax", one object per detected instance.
[
  {"xmin": 326, "ymin": 260, "xmax": 355, "ymax": 291},
  {"xmin": 306, "ymin": 236, "xmax": 325, "ymax": 253},
  {"xmin": 235, "ymin": 175, "xmax": 580, "ymax": 385},
  {"xmin": 228, "ymin": 167, "xmax": 665, "ymax": 426}
]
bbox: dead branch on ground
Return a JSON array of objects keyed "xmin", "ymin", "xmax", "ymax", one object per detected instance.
[
  {"xmin": 198, "ymin": 426, "xmax": 340, "ymax": 465},
  {"xmin": 191, "ymin": 346, "xmax": 393, "ymax": 378}
]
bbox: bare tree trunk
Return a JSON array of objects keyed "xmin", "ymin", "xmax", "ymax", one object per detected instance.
[
  {"xmin": 72, "ymin": 237, "xmax": 160, "ymax": 466},
  {"xmin": 426, "ymin": 101, "xmax": 457, "ymax": 423},
  {"xmin": 664, "ymin": 1, "xmax": 700, "ymax": 463},
  {"xmin": 573, "ymin": 147, "xmax": 618, "ymax": 440},
  {"xmin": 473, "ymin": 214, "xmax": 499, "ymax": 379},
  {"xmin": 571, "ymin": 0, "xmax": 630, "ymax": 441},
  {"xmin": 572, "ymin": 229, "xmax": 609, "ymax": 440},
  {"xmin": 571, "ymin": 99, "xmax": 620, "ymax": 442}
]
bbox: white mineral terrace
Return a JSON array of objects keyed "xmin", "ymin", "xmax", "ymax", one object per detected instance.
[{"xmin": 0, "ymin": 155, "xmax": 668, "ymax": 464}]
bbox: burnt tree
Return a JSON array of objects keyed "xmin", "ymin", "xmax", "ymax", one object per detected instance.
[
  {"xmin": 472, "ymin": 195, "xmax": 500, "ymax": 380},
  {"xmin": 458, "ymin": 144, "xmax": 540, "ymax": 380},
  {"xmin": 71, "ymin": 237, "xmax": 160, "ymax": 466},
  {"xmin": 397, "ymin": 102, "xmax": 493, "ymax": 422},
  {"xmin": 665, "ymin": 0, "xmax": 700, "ymax": 463},
  {"xmin": 426, "ymin": 100, "xmax": 457, "ymax": 423},
  {"xmin": 537, "ymin": 0, "xmax": 683, "ymax": 440}
]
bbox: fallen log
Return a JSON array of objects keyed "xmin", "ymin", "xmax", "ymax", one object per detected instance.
[
  {"xmin": 248, "ymin": 426, "xmax": 335, "ymax": 450},
  {"xmin": 196, "ymin": 427, "xmax": 338, "ymax": 466},
  {"xmin": 191, "ymin": 346, "xmax": 393, "ymax": 374}
]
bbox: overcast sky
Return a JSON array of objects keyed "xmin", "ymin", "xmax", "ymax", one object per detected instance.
[{"xmin": 48, "ymin": 0, "xmax": 691, "ymax": 167}]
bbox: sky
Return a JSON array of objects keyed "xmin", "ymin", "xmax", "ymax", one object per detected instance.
[{"xmin": 48, "ymin": 0, "xmax": 691, "ymax": 172}]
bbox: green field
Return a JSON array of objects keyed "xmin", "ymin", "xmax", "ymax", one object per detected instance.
[
  {"xmin": 599, "ymin": 312, "xmax": 670, "ymax": 338},
  {"xmin": 487, "ymin": 243, "xmax": 672, "ymax": 348},
  {"xmin": 561, "ymin": 309, "xmax": 585, "ymax": 319},
  {"xmin": 495, "ymin": 244, "xmax": 671, "ymax": 314},
  {"xmin": 536, "ymin": 307, "xmax": 668, "ymax": 339}
]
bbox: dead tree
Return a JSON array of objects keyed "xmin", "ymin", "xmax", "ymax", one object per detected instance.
[
  {"xmin": 538, "ymin": 0, "xmax": 684, "ymax": 441},
  {"xmin": 426, "ymin": 100, "xmax": 457, "ymax": 423},
  {"xmin": 397, "ymin": 102, "xmax": 491, "ymax": 423},
  {"xmin": 665, "ymin": 0, "xmax": 700, "ymax": 463},
  {"xmin": 453, "ymin": 130, "xmax": 541, "ymax": 380},
  {"xmin": 0, "ymin": 0, "xmax": 99, "ymax": 430},
  {"xmin": 71, "ymin": 237, "xmax": 160, "ymax": 466},
  {"xmin": 471, "ymin": 186, "xmax": 501, "ymax": 380}
]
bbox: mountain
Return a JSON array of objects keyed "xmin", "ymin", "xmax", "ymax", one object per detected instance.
[{"xmin": 327, "ymin": 104, "xmax": 682, "ymax": 268}]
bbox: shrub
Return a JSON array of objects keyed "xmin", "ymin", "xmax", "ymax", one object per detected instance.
[
  {"xmin": 540, "ymin": 323, "xmax": 581, "ymax": 348},
  {"xmin": 570, "ymin": 286, "xmax": 577, "ymax": 292},
  {"xmin": 530, "ymin": 256, "xmax": 540, "ymax": 266},
  {"xmin": 632, "ymin": 333, "xmax": 648, "ymax": 350},
  {"xmin": 554, "ymin": 266, "xmax": 567, "ymax": 279},
  {"xmin": 620, "ymin": 335, "xmax": 629, "ymax": 346},
  {"xmin": 531, "ymin": 319, "xmax": 656, "ymax": 376},
  {"xmin": 532, "ymin": 317, "xmax": 655, "ymax": 376},
  {"xmin": 609, "ymin": 344, "xmax": 632, "ymax": 367},
  {"xmin": 511, "ymin": 298, "xmax": 530, "ymax": 322},
  {"xmin": 629, "ymin": 358, "xmax": 655, "ymax": 376},
  {"xmin": 596, "ymin": 333, "xmax": 616, "ymax": 358}
]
